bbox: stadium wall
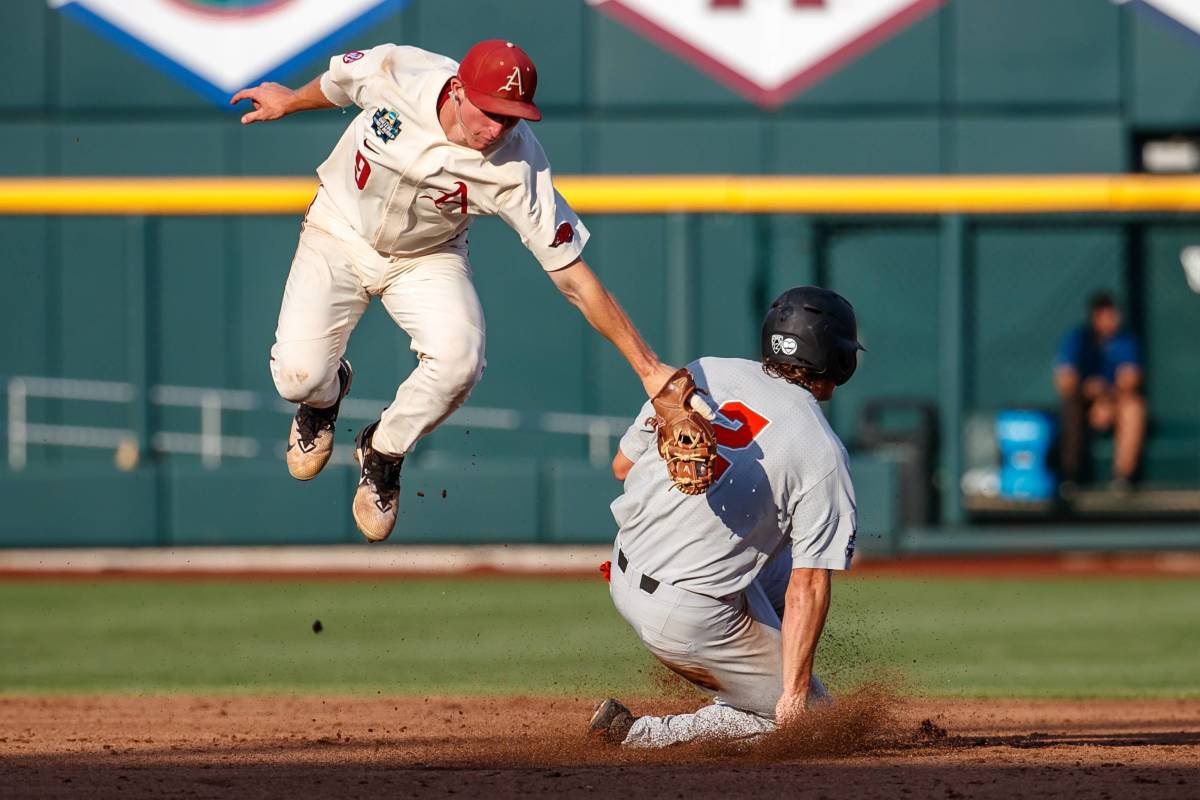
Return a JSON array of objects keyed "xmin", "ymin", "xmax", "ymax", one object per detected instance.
[{"xmin": 0, "ymin": 1, "xmax": 1198, "ymax": 548}]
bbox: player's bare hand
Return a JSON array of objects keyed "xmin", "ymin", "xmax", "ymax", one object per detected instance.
[
  {"xmin": 1081, "ymin": 376, "xmax": 1109, "ymax": 401},
  {"xmin": 774, "ymin": 691, "xmax": 806, "ymax": 727},
  {"xmin": 643, "ymin": 363, "xmax": 677, "ymax": 400},
  {"xmin": 644, "ymin": 363, "xmax": 715, "ymax": 420},
  {"xmin": 230, "ymin": 82, "xmax": 295, "ymax": 125}
]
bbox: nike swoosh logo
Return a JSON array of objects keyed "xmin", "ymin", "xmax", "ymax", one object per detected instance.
[{"xmin": 362, "ymin": 138, "xmax": 380, "ymax": 154}]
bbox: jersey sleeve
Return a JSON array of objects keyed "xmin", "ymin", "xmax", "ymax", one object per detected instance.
[
  {"xmin": 618, "ymin": 399, "xmax": 657, "ymax": 463},
  {"xmin": 319, "ymin": 44, "xmax": 397, "ymax": 108},
  {"xmin": 496, "ymin": 132, "xmax": 590, "ymax": 271},
  {"xmin": 788, "ymin": 463, "xmax": 858, "ymax": 571}
]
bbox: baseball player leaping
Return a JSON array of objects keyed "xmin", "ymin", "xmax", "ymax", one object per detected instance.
[
  {"xmin": 588, "ymin": 287, "xmax": 864, "ymax": 748},
  {"xmin": 232, "ymin": 41, "xmax": 683, "ymax": 542}
]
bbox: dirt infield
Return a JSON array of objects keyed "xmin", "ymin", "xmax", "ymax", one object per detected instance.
[{"xmin": 2, "ymin": 694, "xmax": 1197, "ymax": 798}]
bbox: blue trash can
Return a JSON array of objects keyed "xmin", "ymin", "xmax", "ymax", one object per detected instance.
[{"xmin": 995, "ymin": 410, "xmax": 1057, "ymax": 501}]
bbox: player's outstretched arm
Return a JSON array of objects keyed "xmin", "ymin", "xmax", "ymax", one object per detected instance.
[
  {"xmin": 548, "ymin": 257, "xmax": 677, "ymax": 398},
  {"xmin": 612, "ymin": 450, "xmax": 635, "ymax": 481},
  {"xmin": 229, "ymin": 75, "xmax": 335, "ymax": 125},
  {"xmin": 776, "ymin": 567, "xmax": 832, "ymax": 725}
]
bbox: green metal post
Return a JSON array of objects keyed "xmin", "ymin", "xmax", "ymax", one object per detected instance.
[
  {"xmin": 765, "ymin": 215, "xmax": 819, "ymax": 299},
  {"xmin": 939, "ymin": 215, "xmax": 967, "ymax": 526},
  {"xmin": 125, "ymin": 216, "xmax": 151, "ymax": 464},
  {"xmin": 666, "ymin": 213, "xmax": 694, "ymax": 365}
]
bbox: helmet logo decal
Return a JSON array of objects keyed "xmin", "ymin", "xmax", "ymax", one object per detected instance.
[
  {"xmin": 771, "ymin": 334, "xmax": 798, "ymax": 356},
  {"xmin": 499, "ymin": 66, "xmax": 524, "ymax": 94}
]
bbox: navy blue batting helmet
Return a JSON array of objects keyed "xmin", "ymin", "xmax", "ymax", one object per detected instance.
[{"xmin": 761, "ymin": 286, "xmax": 864, "ymax": 386}]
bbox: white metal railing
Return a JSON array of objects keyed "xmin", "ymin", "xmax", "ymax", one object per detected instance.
[{"xmin": 5, "ymin": 375, "xmax": 630, "ymax": 471}]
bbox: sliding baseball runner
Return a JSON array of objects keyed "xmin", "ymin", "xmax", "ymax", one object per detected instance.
[{"xmin": 589, "ymin": 286, "xmax": 864, "ymax": 748}]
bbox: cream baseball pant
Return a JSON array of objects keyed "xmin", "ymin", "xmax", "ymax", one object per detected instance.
[
  {"xmin": 609, "ymin": 539, "xmax": 830, "ymax": 748},
  {"xmin": 270, "ymin": 190, "xmax": 486, "ymax": 457}
]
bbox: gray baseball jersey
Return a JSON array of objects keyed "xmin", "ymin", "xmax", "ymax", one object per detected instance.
[{"xmin": 611, "ymin": 357, "xmax": 857, "ymax": 598}]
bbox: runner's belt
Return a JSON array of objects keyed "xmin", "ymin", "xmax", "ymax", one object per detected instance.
[{"xmin": 617, "ymin": 549, "xmax": 659, "ymax": 595}]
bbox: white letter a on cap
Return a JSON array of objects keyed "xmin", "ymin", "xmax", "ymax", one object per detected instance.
[{"xmin": 499, "ymin": 66, "xmax": 523, "ymax": 94}]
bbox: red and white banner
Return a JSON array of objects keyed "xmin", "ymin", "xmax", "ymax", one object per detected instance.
[
  {"xmin": 589, "ymin": 0, "xmax": 946, "ymax": 107},
  {"xmin": 48, "ymin": 0, "xmax": 409, "ymax": 105}
]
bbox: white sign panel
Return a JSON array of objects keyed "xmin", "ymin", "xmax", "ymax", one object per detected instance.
[
  {"xmin": 1121, "ymin": 0, "xmax": 1200, "ymax": 39},
  {"xmin": 49, "ymin": 0, "xmax": 409, "ymax": 105},
  {"xmin": 588, "ymin": 0, "xmax": 945, "ymax": 107}
]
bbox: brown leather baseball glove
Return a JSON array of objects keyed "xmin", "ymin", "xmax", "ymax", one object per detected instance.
[{"xmin": 648, "ymin": 368, "xmax": 717, "ymax": 495}]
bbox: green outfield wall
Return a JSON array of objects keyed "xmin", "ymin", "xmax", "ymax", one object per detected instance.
[{"xmin": 0, "ymin": 1, "xmax": 1198, "ymax": 548}]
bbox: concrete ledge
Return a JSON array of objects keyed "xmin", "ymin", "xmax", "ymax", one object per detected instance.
[
  {"xmin": 901, "ymin": 526, "xmax": 1200, "ymax": 554},
  {"xmin": 0, "ymin": 544, "xmax": 614, "ymax": 577}
]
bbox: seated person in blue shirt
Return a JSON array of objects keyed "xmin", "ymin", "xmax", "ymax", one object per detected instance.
[{"xmin": 1053, "ymin": 292, "xmax": 1145, "ymax": 492}]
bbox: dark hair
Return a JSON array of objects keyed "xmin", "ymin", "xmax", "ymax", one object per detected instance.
[
  {"xmin": 1089, "ymin": 291, "xmax": 1116, "ymax": 313},
  {"xmin": 762, "ymin": 359, "xmax": 820, "ymax": 393}
]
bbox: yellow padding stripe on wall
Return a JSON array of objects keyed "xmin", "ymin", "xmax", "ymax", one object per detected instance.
[{"xmin": 2, "ymin": 175, "xmax": 1200, "ymax": 214}]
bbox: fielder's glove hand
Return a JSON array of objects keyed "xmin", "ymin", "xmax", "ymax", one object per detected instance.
[{"xmin": 648, "ymin": 368, "xmax": 717, "ymax": 495}]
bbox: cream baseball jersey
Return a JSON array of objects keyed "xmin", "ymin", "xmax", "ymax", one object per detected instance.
[
  {"xmin": 316, "ymin": 44, "xmax": 589, "ymax": 269},
  {"xmin": 611, "ymin": 357, "xmax": 858, "ymax": 598}
]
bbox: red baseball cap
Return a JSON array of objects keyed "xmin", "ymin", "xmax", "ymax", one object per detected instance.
[{"xmin": 458, "ymin": 39, "xmax": 541, "ymax": 122}]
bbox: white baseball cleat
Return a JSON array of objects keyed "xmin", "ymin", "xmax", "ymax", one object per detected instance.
[
  {"xmin": 352, "ymin": 420, "xmax": 404, "ymax": 542},
  {"xmin": 286, "ymin": 358, "xmax": 353, "ymax": 481}
]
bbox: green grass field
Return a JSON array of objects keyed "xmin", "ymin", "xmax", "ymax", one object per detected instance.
[{"xmin": 1, "ymin": 576, "xmax": 1197, "ymax": 698}]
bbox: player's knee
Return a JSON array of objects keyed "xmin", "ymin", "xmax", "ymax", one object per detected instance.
[
  {"xmin": 270, "ymin": 352, "xmax": 336, "ymax": 404},
  {"xmin": 1118, "ymin": 392, "xmax": 1146, "ymax": 415},
  {"xmin": 424, "ymin": 331, "xmax": 486, "ymax": 397}
]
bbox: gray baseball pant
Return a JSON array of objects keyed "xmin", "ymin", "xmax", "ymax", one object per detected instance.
[{"xmin": 608, "ymin": 539, "xmax": 829, "ymax": 748}]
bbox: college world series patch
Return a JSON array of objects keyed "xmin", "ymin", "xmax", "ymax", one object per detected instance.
[{"xmin": 371, "ymin": 108, "xmax": 402, "ymax": 142}]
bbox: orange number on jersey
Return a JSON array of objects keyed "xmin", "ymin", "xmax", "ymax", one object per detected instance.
[{"xmin": 711, "ymin": 401, "xmax": 771, "ymax": 482}]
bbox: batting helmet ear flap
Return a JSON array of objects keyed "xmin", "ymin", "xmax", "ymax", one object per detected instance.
[{"xmin": 830, "ymin": 342, "xmax": 861, "ymax": 385}]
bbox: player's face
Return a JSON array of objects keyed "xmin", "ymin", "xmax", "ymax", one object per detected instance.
[
  {"xmin": 455, "ymin": 92, "xmax": 518, "ymax": 150},
  {"xmin": 1091, "ymin": 306, "xmax": 1120, "ymax": 339}
]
